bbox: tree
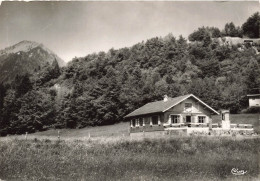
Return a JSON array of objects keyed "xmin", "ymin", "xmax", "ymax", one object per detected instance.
[
  {"xmin": 209, "ymin": 27, "xmax": 222, "ymax": 38},
  {"xmin": 223, "ymin": 22, "xmax": 242, "ymax": 37},
  {"xmin": 15, "ymin": 90, "xmax": 56, "ymax": 133},
  {"xmin": 0, "ymin": 84, "xmax": 6, "ymax": 110},
  {"xmin": 242, "ymin": 12, "xmax": 260, "ymax": 38},
  {"xmin": 36, "ymin": 59, "xmax": 61, "ymax": 85},
  {"xmin": 0, "ymin": 84, "xmax": 7, "ymax": 135},
  {"xmin": 188, "ymin": 27, "xmax": 208, "ymax": 42},
  {"xmin": 51, "ymin": 59, "xmax": 61, "ymax": 79},
  {"xmin": 189, "ymin": 26, "xmax": 221, "ymax": 40},
  {"xmin": 13, "ymin": 74, "xmax": 32, "ymax": 97},
  {"xmin": 1, "ymin": 89, "xmax": 20, "ymax": 135},
  {"xmin": 188, "ymin": 27, "xmax": 212, "ymax": 46},
  {"xmin": 245, "ymin": 59, "xmax": 260, "ymax": 94}
]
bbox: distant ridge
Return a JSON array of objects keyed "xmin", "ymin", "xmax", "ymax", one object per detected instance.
[
  {"xmin": 0, "ymin": 40, "xmax": 65, "ymax": 67},
  {"xmin": 0, "ymin": 40, "xmax": 65, "ymax": 83}
]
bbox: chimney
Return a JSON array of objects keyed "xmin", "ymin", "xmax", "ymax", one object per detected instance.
[{"xmin": 164, "ymin": 95, "xmax": 168, "ymax": 102}]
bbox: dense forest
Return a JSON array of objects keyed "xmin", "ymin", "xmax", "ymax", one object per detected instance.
[{"xmin": 0, "ymin": 12, "xmax": 259, "ymax": 135}]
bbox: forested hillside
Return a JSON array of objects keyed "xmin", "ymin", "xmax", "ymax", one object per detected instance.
[{"xmin": 0, "ymin": 12, "xmax": 259, "ymax": 135}]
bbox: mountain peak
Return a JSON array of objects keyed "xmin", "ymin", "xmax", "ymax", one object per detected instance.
[
  {"xmin": 1, "ymin": 40, "xmax": 41, "ymax": 55},
  {"xmin": 0, "ymin": 40, "xmax": 66, "ymax": 67},
  {"xmin": 0, "ymin": 41, "xmax": 66, "ymax": 83}
]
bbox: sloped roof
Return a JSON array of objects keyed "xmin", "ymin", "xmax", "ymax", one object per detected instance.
[
  {"xmin": 125, "ymin": 94, "xmax": 219, "ymax": 118},
  {"xmin": 247, "ymin": 94, "xmax": 260, "ymax": 97}
]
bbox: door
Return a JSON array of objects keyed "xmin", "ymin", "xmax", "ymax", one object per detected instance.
[
  {"xmin": 186, "ymin": 116, "xmax": 191, "ymax": 127},
  {"xmin": 186, "ymin": 116, "xmax": 191, "ymax": 123}
]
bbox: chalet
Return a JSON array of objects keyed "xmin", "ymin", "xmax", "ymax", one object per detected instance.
[{"xmin": 125, "ymin": 94, "xmax": 219, "ymax": 134}]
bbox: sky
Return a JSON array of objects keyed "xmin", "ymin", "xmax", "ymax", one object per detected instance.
[{"xmin": 0, "ymin": 1, "xmax": 259, "ymax": 62}]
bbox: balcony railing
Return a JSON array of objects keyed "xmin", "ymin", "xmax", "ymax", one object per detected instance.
[
  {"xmin": 212, "ymin": 123, "xmax": 253, "ymax": 129},
  {"xmin": 189, "ymin": 123, "xmax": 209, "ymax": 127},
  {"xmin": 231, "ymin": 124, "xmax": 253, "ymax": 129},
  {"xmin": 161, "ymin": 123, "xmax": 254, "ymax": 129},
  {"xmin": 163, "ymin": 123, "xmax": 209, "ymax": 128},
  {"xmin": 163, "ymin": 123, "xmax": 185, "ymax": 128}
]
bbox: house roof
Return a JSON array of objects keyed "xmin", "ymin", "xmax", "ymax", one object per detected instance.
[
  {"xmin": 247, "ymin": 94, "xmax": 260, "ymax": 97},
  {"xmin": 125, "ymin": 94, "xmax": 219, "ymax": 118}
]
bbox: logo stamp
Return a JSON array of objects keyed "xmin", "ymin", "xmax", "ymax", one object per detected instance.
[{"xmin": 231, "ymin": 168, "xmax": 247, "ymax": 176}]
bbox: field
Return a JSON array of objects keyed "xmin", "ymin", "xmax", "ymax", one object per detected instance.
[
  {"xmin": 0, "ymin": 136, "xmax": 259, "ymax": 181},
  {"xmin": 32, "ymin": 122, "xmax": 130, "ymax": 138},
  {"xmin": 0, "ymin": 114, "xmax": 259, "ymax": 181}
]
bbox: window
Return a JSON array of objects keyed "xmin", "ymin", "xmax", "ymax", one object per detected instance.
[
  {"xmin": 198, "ymin": 116, "xmax": 206, "ymax": 123},
  {"xmin": 185, "ymin": 103, "xmax": 192, "ymax": 108},
  {"xmin": 171, "ymin": 115, "xmax": 180, "ymax": 124},
  {"xmin": 139, "ymin": 118, "xmax": 144, "ymax": 126},
  {"xmin": 185, "ymin": 103, "xmax": 192, "ymax": 111},
  {"xmin": 132, "ymin": 119, "xmax": 136, "ymax": 127},
  {"xmin": 144, "ymin": 117, "xmax": 150, "ymax": 125},
  {"xmin": 152, "ymin": 116, "xmax": 159, "ymax": 125},
  {"xmin": 136, "ymin": 119, "xmax": 139, "ymax": 126}
]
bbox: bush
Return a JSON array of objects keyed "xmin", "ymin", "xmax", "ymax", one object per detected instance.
[{"xmin": 241, "ymin": 107, "xmax": 260, "ymax": 113}]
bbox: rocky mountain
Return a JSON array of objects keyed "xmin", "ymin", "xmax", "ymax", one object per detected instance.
[{"xmin": 0, "ymin": 40, "xmax": 65, "ymax": 83}]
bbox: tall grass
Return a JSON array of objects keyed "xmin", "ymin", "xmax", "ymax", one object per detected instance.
[{"xmin": 0, "ymin": 137, "xmax": 259, "ymax": 181}]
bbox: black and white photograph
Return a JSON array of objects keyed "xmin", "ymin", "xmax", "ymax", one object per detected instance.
[{"xmin": 0, "ymin": 0, "xmax": 259, "ymax": 180}]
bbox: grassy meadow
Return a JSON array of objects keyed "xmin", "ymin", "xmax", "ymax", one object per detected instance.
[
  {"xmin": 0, "ymin": 136, "xmax": 259, "ymax": 181},
  {"xmin": 32, "ymin": 122, "xmax": 130, "ymax": 138}
]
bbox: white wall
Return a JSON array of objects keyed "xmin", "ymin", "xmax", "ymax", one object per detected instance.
[{"xmin": 249, "ymin": 98, "xmax": 260, "ymax": 107}]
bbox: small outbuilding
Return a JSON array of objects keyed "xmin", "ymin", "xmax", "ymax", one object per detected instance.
[{"xmin": 247, "ymin": 94, "xmax": 260, "ymax": 107}]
